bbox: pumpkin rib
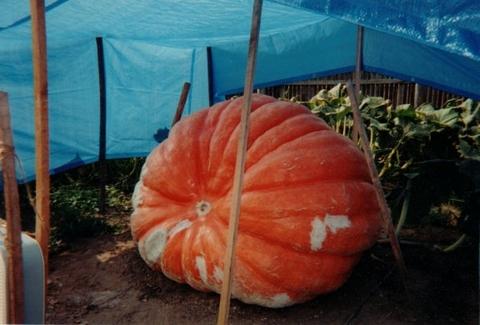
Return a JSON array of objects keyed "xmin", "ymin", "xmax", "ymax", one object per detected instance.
[
  {"xmin": 241, "ymin": 177, "xmax": 374, "ymax": 195},
  {"xmin": 224, "ymin": 104, "xmax": 315, "ymax": 165},
  {"xmin": 234, "ymin": 249, "xmax": 293, "ymax": 294},
  {"xmin": 205, "ymin": 98, "xmax": 246, "ymax": 172},
  {"xmin": 244, "ymin": 129, "xmax": 361, "ymax": 172},
  {"xmin": 234, "ymin": 231, "xmax": 360, "ymax": 296},
  {"xmin": 140, "ymin": 180, "xmax": 194, "ymax": 204},
  {"xmin": 210, "ymin": 211, "xmax": 323, "ymax": 257},
  {"xmin": 181, "ymin": 221, "xmax": 207, "ymax": 290},
  {"xmin": 137, "ymin": 182, "xmax": 192, "ymax": 209},
  {"xmin": 133, "ymin": 209, "xmax": 193, "ymax": 241},
  {"xmin": 243, "ymin": 131, "xmax": 356, "ymax": 176},
  {"xmin": 242, "ymin": 140, "xmax": 371, "ymax": 192},
  {"xmin": 245, "ymin": 114, "xmax": 330, "ymax": 169},
  {"xmin": 141, "ymin": 149, "xmax": 197, "ymax": 204},
  {"xmin": 191, "ymin": 109, "xmax": 208, "ymax": 195},
  {"xmin": 197, "ymin": 100, "xmax": 232, "ymax": 185},
  {"xmin": 205, "ymin": 99, "xmax": 236, "ymax": 175},
  {"xmin": 181, "ymin": 217, "xmax": 229, "ymax": 292},
  {"xmin": 245, "ymin": 128, "xmax": 331, "ymax": 173},
  {"xmin": 211, "ymin": 208, "xmax": 378, "ymax": 256},
  {"xmin": 205, "ymin": 128, "xmax": 332, "ymax": 199},
  {"xmin": 243, "ymin": 212, "xmax": 379, "ymax": 255},
  {"xmin": 206, "ymin": 96, "xmax": 277, "ymax": 192},
  {"xmin": 204, "ymin": 217, "xmax": 295, "ymax": 295}
]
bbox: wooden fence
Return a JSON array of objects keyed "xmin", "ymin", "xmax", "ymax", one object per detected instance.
[{"xmin": 261, "ymin": 72, "xmax": 463, "ymax": 108}]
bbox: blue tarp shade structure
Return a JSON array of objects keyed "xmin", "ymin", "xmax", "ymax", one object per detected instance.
[{"xmin": 0, "ymin": 0, "xmax": 479, "ymax": 181}]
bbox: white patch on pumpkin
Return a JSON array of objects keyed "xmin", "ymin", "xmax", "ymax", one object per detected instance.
[
  {"xmin": 241, "ymin": 293, "xmax": 293, "ymax": 308},
  {"xmin": 325, "ymin": 214, "xmax": 351, "ymax": 233},
  {"xmin": 131, "ymin": 181, "xmax": 143, "ymax": 209},
  {"xmin": 140, "ymin": 227, "xmax": 167, "ymax": 266},
  {"xmin": 310, "ymin": 218, "xmax": 327, "ymax": 251},
  {"xmin": 213, "ymin": 266, "xmax": 224, "ymax": 283},
  {"xmin": 168, "ymin": 219, "xmax": 192, "ymax": 238},
  {"xmin": 195, "ymin": 256, "xmax": 208, "ymax": 285},
  {"xmin": 310, "ymin": 214, "xmax": 351, "ymax": 251},
  {"xmin": 271, "ymin": 293, "xmax": 291, "ymax": 307}
]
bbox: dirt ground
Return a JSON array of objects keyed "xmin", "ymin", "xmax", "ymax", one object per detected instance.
[{"xmin": 46, "ymin": 225, "xmax": 478, "ymax": 325}]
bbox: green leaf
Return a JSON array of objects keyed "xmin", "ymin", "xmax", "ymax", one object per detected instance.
[
  {"xmin": 457, "ymin": 139, "xmax": 480, "ymax": 160},
  {"xmin": 430, "ymin": 108, "xmax": 459, "ymax": 127},
  {"xmin": 460, "ymin": 99, "xmax": 479, "ymax": 127},
  {"xmin": 366, "ymin": 116, "xmax": 389, "ymax": 131},
  {"xmin": 396, "ymin": 104, "xmax": 416, "ymax": 119},
  {"xmin": 327, "ymin": 83, "xmax": 342, "ymax": 98},
  {"xmin": 416, "ymin": 103, "xmax": 435, "ymax": 113},
  {"xmin": 403, "ymin": 123, "xmax": 435, "ymax": 139},
  {"xmin": 361, "ymin": 96, "xmax": 389, "ymax": 110},
  {"xmin": 417, "ymin": 104, "xmax": 459, "ymax": 127}
]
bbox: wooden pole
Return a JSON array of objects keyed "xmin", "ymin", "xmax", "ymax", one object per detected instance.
[
  {"xmin": 352, "ymin": 25, "xmax": 364, "ymax": 142},
  {"xmin": 96, "ymin": 37, "xmax": 107, "ymax": 215},
  {"xmin": 355, "ymin": 26, "xmax": 364, "ymax": 96},
  {"xmin": 0, "ymin": 92, "xmax": 25, "ymax": 324},
  {"xmin": 345, "ymin": 81, "xmax": 407, "ymax": 279},
  {"xmin": 217, "ymin": 1, "xmax": 263, "ymax": 324},
  {"xmin": 171, "ymin": 82, "xmax": 191, "ymax": 127},
  {"xmin": 30, "ymin": 0, "xmax": 50, "ymax": 282},
  {"xmin": 206, "ymin": 47, "xmax": 215, "ymax": 106}
]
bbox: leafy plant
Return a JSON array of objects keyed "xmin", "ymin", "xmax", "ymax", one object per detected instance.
[
  {"xmin": 50, "ymin": 182, "xmax": 111, "ymax": 251},
  {"xmin": 49, "ymin": 158, "xmax": 141, "ymax": 251}
]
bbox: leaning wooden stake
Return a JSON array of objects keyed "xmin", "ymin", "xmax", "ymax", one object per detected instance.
[
  {"xmin": 217, "ymin": 1, "xmax": 263, "ymax": 324},
  {"xmin": 171, "ymin": 82, "xmax": 191, "ymax": 127},
  {"xmin": 345, "ymin": 81, "xmax": 407, "ymax": 279},
  {"xmin": 0, "ymin": 92, "xmax": 25, "ymax": 324},
  {"xmin": 30, "ymin": 0, "xmax": 50, "ymax": 283}
]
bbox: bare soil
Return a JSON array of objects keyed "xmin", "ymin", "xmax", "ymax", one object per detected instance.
[{"xmin": 46, "ymin": 225, "xmax": 478, "ymax": 324}]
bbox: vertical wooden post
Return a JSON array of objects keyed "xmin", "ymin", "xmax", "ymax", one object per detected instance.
[
  {"xmin": 352, "ymin": 25, "xmax": 364, "ymax": 142},
  {"xmin": 217, "ymin": 1, "xmax": 263, "ymax": 324},
  {"xmin": 355, "ymin": 26, "xmax": 364, "ymax": 96},
  {"xmin": 171, "ymin": 82, "xmax": 191, "ymax": 127},
  {"xmin": 206, "ymin": 47, "xmax": 215, "ymax": 106},
  {"xmin": 0, "ymin": 92, "xmax": 25, "ymax": 324},
  {"xmin": 96, "ymin": 37, "xmax": 107, "ymax": 215},
  {"xmin": 30, "ymin": 0, "xmax": 50, "ymax": 282},
  {"xmin": 345, "ymin": 81, "xmax": 407, "ymax": 280}
]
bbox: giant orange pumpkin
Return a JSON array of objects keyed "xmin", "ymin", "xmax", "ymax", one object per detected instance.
[{"xmin": 131, "ymin": 94, "xmax": 382, "ymax": 308}]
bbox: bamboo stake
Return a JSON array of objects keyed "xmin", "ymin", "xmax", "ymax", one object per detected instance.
[
  {"xmin": 345, "ymin": 81, "xmax": 407, "ymax": 279},
  {"xmin": 171, "ymin": 82, "xmax": 191, "ymax": 127},
  {"xmin": 30, "ymin": 0, "xmax": 50, "ymax": 282},
  {"xmin": 217, "ymin": 1, "xmax": 263, "ymax": 324},
  {"xmin": 0, "ymin": 92, "xmax": 25, "ymax": 324}
]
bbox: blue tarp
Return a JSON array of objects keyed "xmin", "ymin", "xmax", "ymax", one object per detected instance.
[{"xmin": 0, "ymin": 0, "xmax": 479, "ymax": 181}]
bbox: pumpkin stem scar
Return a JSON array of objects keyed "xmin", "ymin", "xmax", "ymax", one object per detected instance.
[{"xmin": 196, "ymin": 200, "xmax": 212, "ymax": 218}]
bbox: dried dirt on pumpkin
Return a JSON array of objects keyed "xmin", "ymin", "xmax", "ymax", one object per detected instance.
[{"xmin": 46, "ymin": 219, "xmax": 478, "ymax": 325}]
